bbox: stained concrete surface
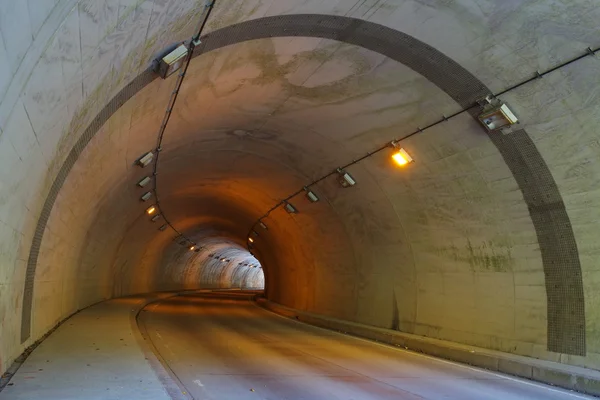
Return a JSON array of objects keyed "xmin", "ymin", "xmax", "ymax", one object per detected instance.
[
  {"xmin": 138, "ymin": 293, "xmax": 594, "ymax": 400},
  {"xmin": 0, "ymin": 293, "xmax": 180, "ymax": 400},
  {"xmin": 2, "ymin": 0, "xmax": 600, "ymax": 384}
]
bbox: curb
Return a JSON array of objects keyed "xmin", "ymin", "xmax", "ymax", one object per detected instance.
[{"xmin": 256, "ymin": 298, "xmax": 600, "ymax": 397}]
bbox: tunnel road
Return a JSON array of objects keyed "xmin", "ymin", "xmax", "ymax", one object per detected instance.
[{"xmin": 138, "ymin": 293, "xmax": 592, "ymax": 400}]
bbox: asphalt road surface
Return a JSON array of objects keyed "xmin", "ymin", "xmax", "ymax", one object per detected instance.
[{"xmin": 138, "ymin": 293, "xmax": 591, "ymax": 400}]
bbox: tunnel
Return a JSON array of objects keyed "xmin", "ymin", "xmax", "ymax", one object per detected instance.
[{"xmin": 0, "ymin": 1, "xmax": 599, "ymax": 399}]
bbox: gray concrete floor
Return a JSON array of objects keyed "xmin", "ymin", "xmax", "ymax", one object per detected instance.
[
  {"xmin": 0, "ymin": 293, "xmax": 178, "ymax": 400},
  {"xmin": 139, "ymin": 293, "xmax": 593, "ymax": 400}
]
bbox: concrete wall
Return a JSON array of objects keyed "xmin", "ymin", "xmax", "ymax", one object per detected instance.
[{"xmin": 0, "ymin": 0, "xmax": 599, "ymax": 375}]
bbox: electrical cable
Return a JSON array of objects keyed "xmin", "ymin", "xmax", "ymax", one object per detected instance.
[
  {"xmin": 149, "ymin": 0, "xmax": 215, "ymax": 247},
  {"xmin": 245, "ymin": 44, "xmax": 600, "ymax": 249}
]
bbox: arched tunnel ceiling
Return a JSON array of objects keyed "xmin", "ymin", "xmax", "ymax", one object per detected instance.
[{"xmin": 1, "ymin": 0, "xmax": 600, "ymax": 375}]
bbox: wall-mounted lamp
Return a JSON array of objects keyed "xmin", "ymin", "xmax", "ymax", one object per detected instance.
[
  {"xmin": 141, "ymin": 192, "xmax": 152, "ymax": 201},
  {"xmin": 146, "ymin": 205, "xmax": 157, "ymax": 215},
  {"xmin": 158, "ymin": 224, "xmax": 168, "ymax": 231},
  {"xmin": 248, "ymin": 237, "xmax": 254, "ymax": 243},
  {"xmin": 390, "ymin": 141, "xmax": 414, "ymax": 167},
  {"xmin": 284, "ymin": 201, "xmax": 298, "ymax": 214},
  {"xmin": 337, "ymin": 168, "xmax": 356, "ymax": 187},
  {"xmin": 156, "ymin": 44, "xmax": 188, "ymax": 79},
  {"xmin": 190, "ymin": 245, "xmax": 196, "ymax": 251},
  {"xmin": 138, "ymin": 176, "xmax": 151, "ymax": 187},
  {"xmin": 304, "ymin": 186, "xmax": 319, "ymax": 202},
  {"xmin": 477, "ymin": 97, "xmax": 518, "ymax": 131},
  {"xmin": 137, "ymin": 152, "xmax": 154, "ymax": 167},
  {"xmin": 259, "ymin": 221, "xmax": 268, "ymax": 230},
  {"xmin": 150, "ymin": 214, "xmax": 162, "ymax": 222}
]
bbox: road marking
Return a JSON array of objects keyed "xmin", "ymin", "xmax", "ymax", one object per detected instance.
[
  {"xmin": 156, "ymin": 331, "xmax": 162, "ymax": 339},
  {"xmin": 193, "ymin": 379, "xmax": 204, "ymax": 387}
]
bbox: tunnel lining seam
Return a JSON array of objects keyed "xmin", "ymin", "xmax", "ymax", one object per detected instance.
[{"xmin": 21, "ymin": 13, "xmax": 586, "ymax": 356}]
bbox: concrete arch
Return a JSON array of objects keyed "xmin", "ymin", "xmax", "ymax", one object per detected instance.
[{"xmin": 20, "ymin": 13, "xmax": 585, "ymax": 356}]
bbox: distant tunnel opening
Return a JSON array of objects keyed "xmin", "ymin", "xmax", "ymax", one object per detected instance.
[{"xmin": 191, "ymin": 239, "xmax": 264, "ymax": 290}]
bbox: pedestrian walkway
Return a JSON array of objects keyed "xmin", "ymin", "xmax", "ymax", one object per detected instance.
[{"xmin": 0, "ymin": 293, "xmax": 185, "ymax": 400}]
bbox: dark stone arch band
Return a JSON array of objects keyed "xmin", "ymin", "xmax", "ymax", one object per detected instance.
[{"xmin": 21, "ymin": 13, "xmax": 585, "ymax": 355}]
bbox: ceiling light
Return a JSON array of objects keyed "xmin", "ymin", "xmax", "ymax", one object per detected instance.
[
  {"xmin": 141, "ymin": 191, "xmax": 152, "ymax": 201},
  {"xmin": 150, "ymin": 214, "xmax": 162, "ymax": 222},
  {"xmin": 190, "ymin": 245, "xmax": 196, "ymax": 251},
  {"xmin": 251, "ymin": 230, "xmax": 259, "ymax": 237},
  {"xmin": 146, "ymin": 205, "xmax": 157, "ymax": 215},
  {"xmin": 304, "ymin": 186, "xmax": 319, "ymax": 202},
  {"xmin": 337, "ymin": 168, "xmax": 356, "ymax": 187},
  {"xmin": 390, "ymin": 142, "xmax": 414, "ymax": 167},
  {"xmin": 259, "ymin": 221, "xmax": 268, "ymax": 230},
  {"xmin": 137, "ymin": 152, "xmax": 154, "ymax": 167},
  {"xmin": 138, "ymin": 176, "xmax": 151, "ymax": 187},
  {"xmin": 284, "ymin": 201, "xmax": 297, "ymax": 214},
  {"xmin": 248, "ymin": 237, "xmax": 254, "ymax": 243},
  {"xmin": 159, "ymin": 224, "xmax": 168, "ymax": 231},
  {"xmin": 478, "ymin": 103, "xmax": 518, "ymax": 131},
  {"xmin": 156, "ymin": 44, "xmax": 189, "ymax": 79}
]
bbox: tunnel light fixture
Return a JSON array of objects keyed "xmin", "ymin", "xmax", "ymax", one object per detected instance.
[
  {"xmin": 284, "ymin": 201, "xmax": 298, "ymax": 214},
  {"xmin": 151, "ymin": 214, "xmax": 162, "ymax": 222},
  {"xmin": 157, "ymin": 43, "xmax": 189, "ymax": 79},
  {"xmin": 337, "ymin": 168, "xmax": 356, "ymax": 187},
  {"xmin": 478, "ymin": 102, "xmax": 518, "ymax": 131},
  {"xmin": 159, "ymin": 224, "xmax": 168, "ymax": 231},
  {"xmin": 190, "ymin": 245, "xmax": 196, "ymax": 251},
  {"xmin": 141, "ymin": 191, "xmax": 152, "ymax": 201},
  {"xmin": 390, "ymin": 141, "xmax": 414, "ymax": 167},
  {"xmin": 251, "ymin": 230, "xmax": 259, "ymax": 237},
  {"xmin": 137, "ymin": 152, "xmax": 154, "ymax": 167},
  {"xmin": 259, "ymin": 221, "xmax": 268, "ymax": 230},
  {"xmin": 248, "ymin": 237, "xmax": 254, "ymax": 243},
  {"xmin": 138, "ymin": 176, "xmax": 151, "ymax": 187},
  {"xmin": 146, "ymin": 205, "xmax": 157, "ymax": 215},
  {"xmin": 304, "ymin": 186, "xmax": 319, "ymax": 202}
]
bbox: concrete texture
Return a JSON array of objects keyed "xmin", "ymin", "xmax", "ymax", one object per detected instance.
[
  {"xmin": 136, "ymin": 293, "xmax": 595, "ymax": 399},
  {"xmin": 0, "ymin": 292, "xmax": 183, "ymax": 400},
  {"xmin": 259, "ymin": 297, "xmax": 600, "ymax": 397},
  {"xmin": 0, "ymin": 0, "xmax": 599, "ymax": 389}
]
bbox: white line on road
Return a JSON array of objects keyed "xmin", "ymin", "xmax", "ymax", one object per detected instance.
[{"xmin": 193, "ymin": 379, "xmax": 204, "ymax": 387}]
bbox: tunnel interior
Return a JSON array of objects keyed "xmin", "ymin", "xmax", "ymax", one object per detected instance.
[{"xmin": 0, "ymin": 0, "xmax": 599, "ymax": 386}]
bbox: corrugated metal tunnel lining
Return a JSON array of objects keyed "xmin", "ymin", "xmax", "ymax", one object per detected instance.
[{"xmin": 0, "ymin": 0, "xmax": 599, "ymax": 388}]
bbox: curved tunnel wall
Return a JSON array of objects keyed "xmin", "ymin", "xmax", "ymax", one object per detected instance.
[{"xmin": 0, "ymin": 0, "xmax": 599, "ymax": 374}]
